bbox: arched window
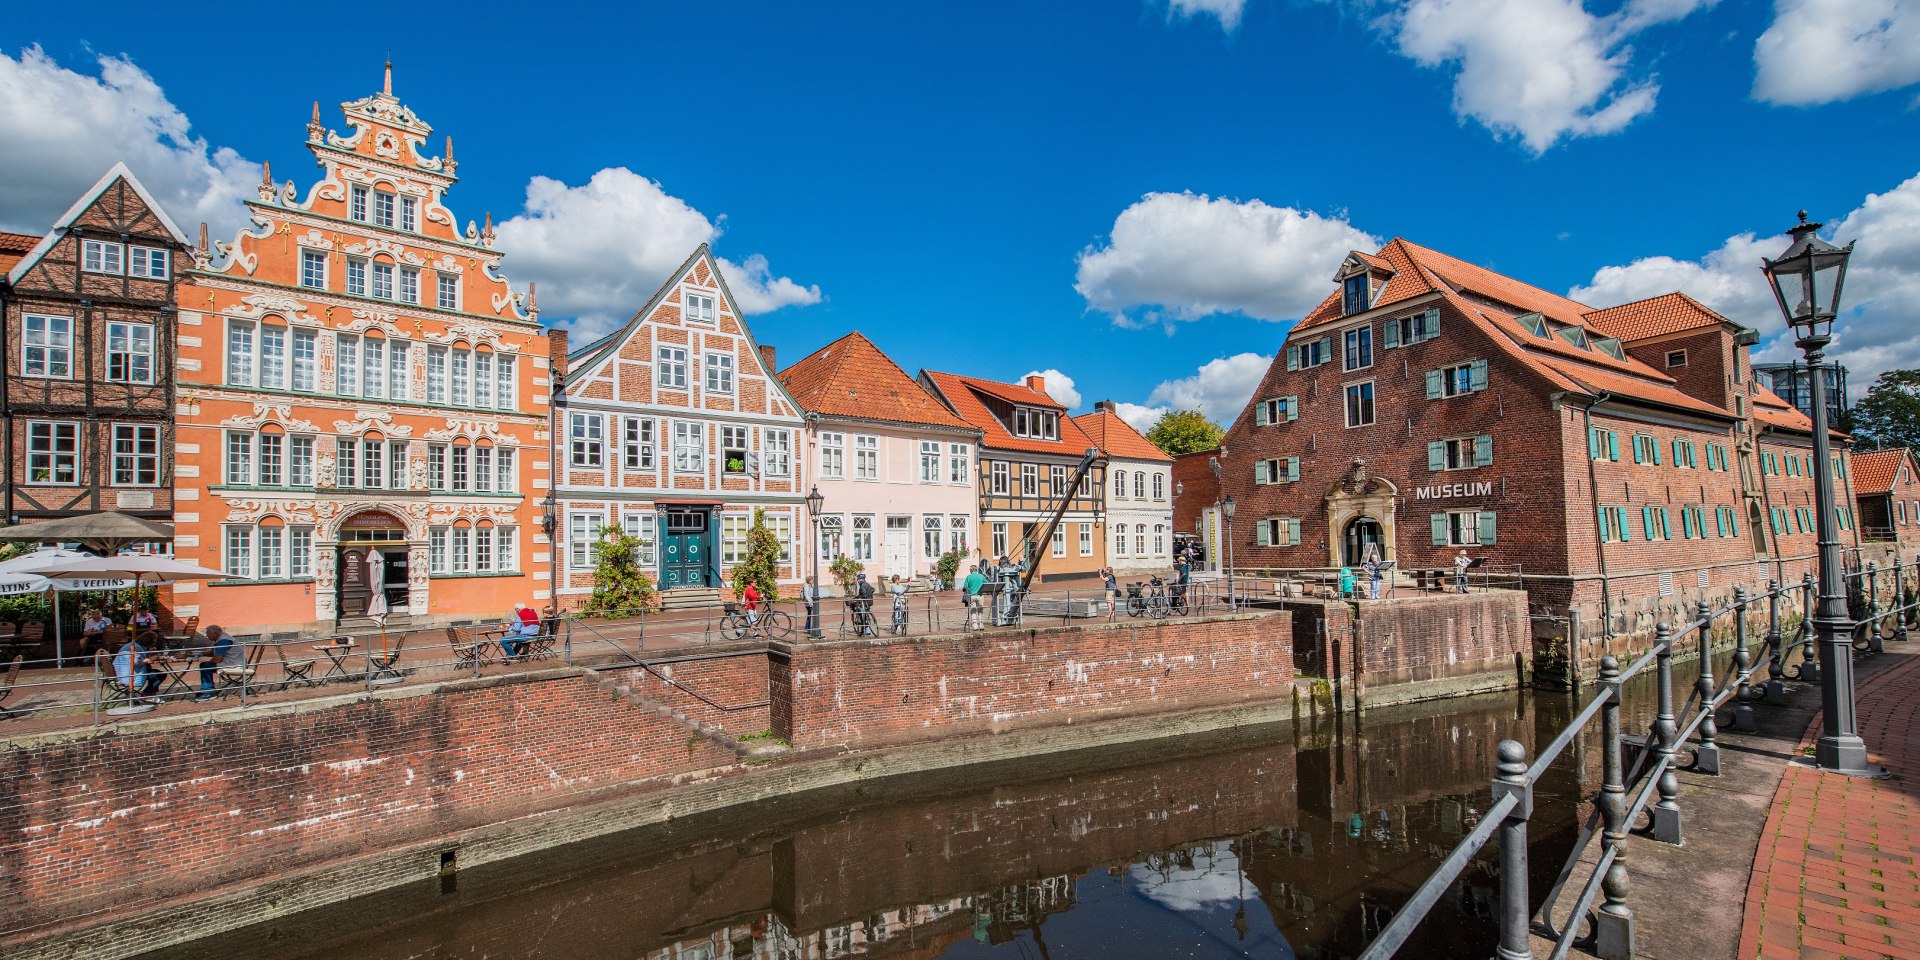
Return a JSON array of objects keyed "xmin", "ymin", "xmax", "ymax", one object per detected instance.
[
  {"xmin": 474, "ymin": 440, "xmax": 494, "ymax": 493},
  {"xmin": 1134, "ymin": 524, "xmax": 1147, "ymax": 555},
  {"xmin": 1134, "ymin": 472, "xmax": 1146, "ymax": 499},
  {"xmin": 1153, "ymin": 524, "xmax": 1165, "ymax": 557},
  {"xmin": 221, "ymin": 515, "xmax": 312, "ymax": 581},
  {"xmin": 1152, "ymin": 474, "xmax": 1165, "ymax": 500},
  {"xmin": 1113, "ymin": 525, "xmax": 1128, "ymax": 557},
  {"xmin": 1113, "ymin": 470, "xmax": 1126, "ymax": 498}
]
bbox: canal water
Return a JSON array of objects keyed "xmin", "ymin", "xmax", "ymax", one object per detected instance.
[{"xmin": 138, "ymin": 682, "xmax": 1625, "ymax": 960}]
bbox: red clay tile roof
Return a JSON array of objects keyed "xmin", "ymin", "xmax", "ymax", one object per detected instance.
[
  {"xmin": 1851, "ymin": 449, "xmax": 1916, "ymax": 495},
  {"xmin": 779, "ymin": 331, "xmax": 974, "ymax": 431},
  {"xmin": 1582, "ymin": 292, "xmax": 1731, "ymax": 343},
  {"xmin": 1752, "ymin": 385, "xmax": 1818, "ymax": 434},
  {"xmin": 921, "ymin": 369, "xmax": 1099, "ymax": 456},
  {"xmin": 1351, "ymin": 250, "xmax": 1395, "ymax": 274},
  {"xmin": 0, "ymin": 231, "xmax": 40, "ymax": 254},
  {"xmin": 1073, "ymin": 408, "xmax": 1170, "ymax": 462}
]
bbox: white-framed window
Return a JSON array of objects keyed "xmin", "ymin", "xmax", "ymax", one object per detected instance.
[
  {"xmin": 223, "ymin": 526, "xmax": 251, "ymax": 579},
  {"xmin": 1021, "ymin": 464, "xmax": 1037, "ymax": 497},
  {"xmin": 1114, "ymin": 525, "xmax": 1129, "ymax": 557},
  {"xmin": 920, "ymin": 441, "xmax": 941, "ymax": 483},
  {"xmin": 721, "ymin": 426, "xmax": 749, "ymax": 475},
  {"xmin": 291, "ymin": 527, "xmax": 313, "ymax": 580},
  {"xmin": 345, "ymin": 257, "xmax": 367, "ymax": 297},
  {"xmin": 291, "ymin": 330, "xmax": 317, "ymax": 392},
  {"xmin": 1345, "ymin": 382, "xmax": 1376, "ymax": 427},
  {"xmin": 658, "ymin": 346, "xmax": 688, "ymax": 390},
  {"xmin": 851, "ymin": 515, "xmax": 874, "ymax": 560},
  {"xmin": 399, "ymin": 196, "xmax": 418, "ymax": 233},
  {"xmin": 426, "ymin": 346, "xmax": 447, "ymax": 404},
  {"xmin": 673, "ymin": 420, "xmax": 705, "ymax": 473},
  {"xmin": 722, "ymin": 513, "xmax": 750, "ymax": 565},
  {"xmin": 110, "ymin": 424, "xmax": 161, "ymax": 486},
  {"xmin": 855, "ymin": 435, "xmax": 879, "ymax": 480},
  {"xmin": 705, "ymin": 352, "xmax": 734, "ymax": 394},
  {"xmin": 1430, "ymin": 435, "xmax": 1493, "ymax": 471},
  {"xmin": 623, "ymin": 417, "xmax": 655, "ymax": 471},
  {"xmin": 1079, "ymin": 522, "xmax": 1093, "ymax": 557},
  {"xmin": 949, "ymin": 443, "xmax": 971, "ymax": 484},
  {"xmin": 1113, "ymin": 470, "xmax": 1127, "ymax": 498},
  {"xmin": 820, "ymin": 432, "xmax": 845, "ymax": 479},
  {"xmin": 1052, "ymin": 525, "xmax": 1066, "ymax": 558},
  {"xmin": 819, "ymin": 515, "xmax": 844, "ymax": 558},
  {"xmin": 300, "ymin": 250, "xmax": 327, "ymax": 289},
  {"xmin": 1132, "ymin": 472, "xmax": 1145, "ymax": 499},
  {"xmin": 372, "ymin": 189, "xmax": 395, "ymax": 228},
  {"xmin": 258, "ymin": 526, "xmax": 284, "ymax": 580},
  {"xmin": 349, "ymin": 185, "xmax": 369, "ymax": 222},
  {"xmin": 427, "ymin": 524, "xmax": 517, "ymax": 573},
  {"xmin": 496, "ymin": 447, "xmax": 514, "ymax": 492},
  {"xmin": 100, "ymin": 326, "xmax": 152, "ymax": 389},
  {"xmin": 685, "ymin": 291, "xmax": 718, "ymax": 324},
  {"xmin": 389, "ymin": 342, "xmax": 410, "ymax": 399},
  {"xmin": 218, "ymin": 524, "xmax": 311, "ymax": 580},
  {"xmin": 399, "ymin": 267, "xmax": 420, "ymax": 305},
  {"xmin": 570, "ymin": 413, "xmax": 604, "ymax": 469},
  {"xmin": 474, "ymin": 445, "xmax": 494, "ymax": 493},
  {"xmin": 370, "ymin": 262, "xmax": 394, "ymax": 300},
  {"xmin": 437, "ymin": 273, "xmax": 459, "ymax": 310},
  {"xmin": 567, "ymin": 511, "xmax": 605, "ymax": 570},
  {"xmin": 924, "ymin": 516, "xmax": 944, "ymax": 559},
  {"xmin": 991, "ymin": 522, "xmax": 1008, "ymax": 557},
  {"xmin": 22, "ymin": 315, "xmax": 72, "ymax": 379},
  {"xmin": 1428, "ymin": 360, "xmax": 1490, "ymax": 398},
  {"xmin": 496, "ymin": 355, "xmax": 515, "ymax": 409},
  {"xmin": 1153, "ymin": 524, "xmax": 1165, "ymax": 556},
  {"xmin": 81, "ymin": 240, "xmax": 124, "ymax": 275},
  {"xmin": 949, "ymin": 515, "xmax": 968, "ymax": 554},
  {"xmin": 336, "ymin": 437, "xmax": 358, "ymax": 488},
  {"xmin": 620, "ymin": 512, "xmax": 656, "ymax": 566},
  {"xmin": 26, "ymin": 421, "xmax": 78, "ymax": 485},
  {"xmin": 228, "ymin": 321, "xmax": 316, "ymax": 392},
  {"xmin": 1344, "ymin": 327, "xmax": 1373, "ymax": 371},
  {"xmin": 1010, "ymin": 407, "xmax": 1060, "ymax": 440},
  {"xmin": 764, "ymin": 428, "xmax": 791, "ymax": 477},
  {"xmin": 290, "ymin": 435, "xmax": 314, "ymax": 487},
  {"xmin": 1432, "ymin": 510, "xmax": 1495, "ymax": 546},
  {"xmin": 990, "ymin": 460, "xmax": 1008, "ymax": 495},
  {"xmin": 1152, "ymin": 474, "xmax": 1165, "ymax": 500},
  {"xmin": 766, "ymin": 513, "xmax": 793, "ymax": 562},
  {"xmin": 225, "ymin": 431, "xmax": 253, "ymax": 486},
  {"xmin": 1047, "ymin": 464, "xmax": 1065, "ymax": 495},
  {"xmin": 427, "ymin": 445, "xmax": 446, "ymax": 490},
  {"xmin": 1135, "ymin": 524, "xmax": 1148, "ymax": 555},
  {"xmin": 128, "ymin": 245, "xmax": 169, "ymax": 280}
]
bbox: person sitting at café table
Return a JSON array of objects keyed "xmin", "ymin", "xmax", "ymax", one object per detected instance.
[
  {"xmin": 193, "ymin": 625, "xmax": 244, "ymax": 702},
  {"xmin": 503, "ymin": 603, "xmax": 540, "ymax": 658},
  {"xmin": 81, "ymin": 609, "xmax": 113, "ymax": 655},
  {"xmin": 131, "ymin": 608, "xmax": 159, "ymax": 635},
  {"xmin": 112, "ymin": 632, "xmax": 161, "ymax": 702}
]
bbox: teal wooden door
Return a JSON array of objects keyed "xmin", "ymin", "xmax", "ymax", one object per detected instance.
[{"xmin": 660, "ymin": 510, "xmax": 709, "ymax": 588}]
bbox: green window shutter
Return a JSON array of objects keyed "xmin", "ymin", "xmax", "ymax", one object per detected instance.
[
  {"xmin": 1478, "ymin": 512, "xmax": 1497, "ymax": 545},
  {"xmin": 1428, "ymin": 441, "xmax": 1446, "ymax": 471},
  {"xmin": 1287, "ymin": 457, "xmax": 1300, "ymax": 482},
  {"xmin": 1318, "ymin": 336, "xmax": 1332, "ymax": 361},
  {"xmin": 1598, "ymin": 506, "xmax": 1611, "ymax": 542},
  {"xmin": 1617, "ymin": 508, "xmax": 1631, "ymax": 541},
  {"xmin": 1288, "ymin": 518, "xmax": 1301, "ymax": 546},
  {"xmin": 1661, "ymin": 509, "xmax": 1671, "ymax": 540},
  {"xmin": 1588, "ymin": 427, "xmax": 1600, "ymax": 460},
  {"xmin": 1641, "ymin": 507, "xmax": 1652, "ymax": 538},
  {"xmin": 1475, "ymin": 435, "xmax": 1494, "ymax": 467},
  {"xmin": 1286, "ymin": 346, "xmax": 1298, "ymax": 371},
  {"xmin": 1425, "ymin": 308, "xmax": 1441, "ymax": 340},
  {"xmin": 1730, "ymin": 508, "xmax": 1740, "ymax": 537},
  {"xmin": 1383, "ymin": 320, "xmax": 1400, "ymax": 348},
  {"xmin": 1652, "ymin": 440, "xmax": 1662, "ymax": 466},
  {"xmin": 1254, "ymin": 460, "xmax": 1269, "ymax": 484},
  {"xmin": 1633, "ymin": 437, "xmax": 1645, "ymax": 464},
  {"xmin": 1256, "ymin": 521, "xmax": 1270, "ymax": 547},
  {"xmin": 1689, "ymin": 444, "xmax": 1698, "ymax": 468},
  {"xmin": 1255, "ymin": 402, "xmax": 1269, "ymax": 427},
  {"xmin": 1607, "ymin": 433, "xmax": 1619, "ymax": 461},
  {"xmin": 1426, "ymin": 370, "xmax": 1443, "ymax": 399},
  {"xmin": 1431, "ymin": 513, "xmax": 1449, "ymax": 546},
  {"xmin": 1286, "ymin": 396, "xmax": 1299, "ymax": 421},
  {"xmin": 1469, "ymin": 359, "xmax": 1489, "ymax": 391},
  {"xmin": 1715, "ymin": 508, "xmax": 1726, "ymax": 537}
]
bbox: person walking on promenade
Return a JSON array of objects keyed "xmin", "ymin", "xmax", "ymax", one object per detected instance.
[{"xmin": 963, "ymin": 564, "xmax": 986, "ymax": 630}]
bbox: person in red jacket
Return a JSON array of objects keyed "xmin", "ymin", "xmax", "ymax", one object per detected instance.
[
  {"xmin": 742, "ymin": 581, "xmax": 762, "ymax": 625},
  {"xmin": 504, "ymin": 602, "xmax": 540, "ymax": 658}
]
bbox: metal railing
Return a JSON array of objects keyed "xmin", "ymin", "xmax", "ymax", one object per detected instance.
[
  {"xmin": 1223, "ymin": 564, "xmax": 1526, "ymax": 603},
  {"xmin": 1358, "ymin": 556, "xmax": 1919, "ymax": 960}
]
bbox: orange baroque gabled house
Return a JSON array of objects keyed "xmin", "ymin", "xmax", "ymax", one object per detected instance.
[{"xmin": 176, "ymin": 69, "xmax": 553, "ymax": 633}]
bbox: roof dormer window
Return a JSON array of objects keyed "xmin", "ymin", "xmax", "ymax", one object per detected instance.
[
  {"xmin": 1343, "ymin": 274, "xmax": 1371, "ymax": 315},
  {"xmin": 1010, "ymin": 406, "xmax": 1058, "ymax": 441}
]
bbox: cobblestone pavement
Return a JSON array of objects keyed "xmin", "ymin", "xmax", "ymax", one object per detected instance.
[{"xmin": 1740, "ymin": 648, "xmax": 1920, "ymax": 959}]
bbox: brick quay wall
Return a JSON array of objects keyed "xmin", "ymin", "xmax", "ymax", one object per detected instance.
[{"xmin": 0, "ymin": 608, "xmax": 1304, "ymax": 958}]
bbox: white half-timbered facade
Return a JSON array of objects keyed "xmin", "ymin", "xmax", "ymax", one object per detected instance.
[{"xmin": 554, "ymin": 246, "xmax": 806, "ymax": 602}]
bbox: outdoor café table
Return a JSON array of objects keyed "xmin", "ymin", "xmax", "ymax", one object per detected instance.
[
  {"xmin": 314, "ymin": 640, "xmax": 358, "ymax": 682},
  {"xmin": 152, "ymin": 654, "xmax": 200, "ymax": 699}
]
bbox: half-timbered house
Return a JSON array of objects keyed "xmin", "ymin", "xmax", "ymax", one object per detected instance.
[
  {"xmin": 1, "ymin": 163, "xmax": 188, "ymax": 529},
  {"xmin": 553, "ymin": 245, "xmax": 807, "ymax": 607}
]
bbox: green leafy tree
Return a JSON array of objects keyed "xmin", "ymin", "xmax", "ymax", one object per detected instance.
[
  {"xmin": 936, "ymin": 548, "xmax": 966, "ymax": 587},
  {"xmin": 1850, "ymin": 369, "xmax": 1920, "ymax": 451},
  {"xmin": 828, "ymin": 555, "xmax": 864, "ymax": 594},
  {"xmin": 731, "ymin": 509, "xmax": 783, "ymax": 603},
  {"xmin": 584, "ymin": 527, "xmax": 661, "ymax": 616},
  {"xmin": 1146, "ymin": 409, "xmax": 1224, "ymax": 456}
]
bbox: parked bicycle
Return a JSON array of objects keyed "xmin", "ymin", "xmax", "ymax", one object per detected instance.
[
  {"xmin": 1125, "ymin": 577, "xmax": 1175, "ymax": 620},
  {"xmin": 720, "ymin": 603, "xmax": 793, "ymax": 641},
  {"xmin": 890, "ymin": 594, "xmax": 909, "ymax": 636}
]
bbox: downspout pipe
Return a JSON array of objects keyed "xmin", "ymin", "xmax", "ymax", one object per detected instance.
[{"xmin": 1580, "ymin": 394, "xmax": 1616, "ymax": 642}]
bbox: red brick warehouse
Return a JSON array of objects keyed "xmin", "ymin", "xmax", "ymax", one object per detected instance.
[{"xmin": 1210, "ymin": 238, "xmax": 1872, "ymax": 667}]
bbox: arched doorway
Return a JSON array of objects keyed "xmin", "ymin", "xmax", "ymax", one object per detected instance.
[
  {"xmin": 1344, "ymin": 516, "xmax": 1385, "ymax": 567},
  {"xmin": 337, "ymin": 510, "xmax": 410, "ymax": 618}
]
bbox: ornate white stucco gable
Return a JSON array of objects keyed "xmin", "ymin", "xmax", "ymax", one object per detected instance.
[
  {"xmin": 219, "ymin": 402, "xmax": 321, "ymax": 433},
  {"xmin": 422, "ymin": 417, "xmax": 508, "ymax": 443},
  {"xmin": 223, "ymin": 293, "xmax": 321, "ymax": 327},
  {"xmin": 333, "ymin": 410, "xmax": 414, "ymax": 437}
]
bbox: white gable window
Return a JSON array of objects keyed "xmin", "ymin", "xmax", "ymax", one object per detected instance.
[
  {"xmin": 658, "ymin": 346, "xmax": 688, "ymax": 390},
  {"xmin": 820, "ymin": 432, "xmax": 845, "ymax": 479},
  {"xmin": 23, "ymin": 315, "xmax": 73, "ymax": 380},
  {"xmin": 128, "ymin": 246, "xmax": 169, "ymax": 280},
  {"xmin": 673, "ymin": 421, "xmax": 705, "ymax": 473},
  {"xmin": 436, "ymin": 273, "xmax": 459, "ymax": 310},
  {"xmin": 685, "ymin": 292, "xmax": 718, "ymax": 324},
  {"xmin": 81, "ymin": 240, "xmax": 124, "ymax": 275},
  {"xmin": 569, "ymin": 413, "xmax": 604, "ymax": 469},
  {"xmin": 301, "ymin": 250, "xmax": 327, "ymax": 290},
  {"xmin": 623, "ymin": 417, "xmax": 655, "ymax": 471},
  {"xmin": 705, "ymin": 352, "xmax": 735, "ymax": 394},
  {"xmin": 764, "ymin": 428, "xmax": 791, "ymax": 477}
]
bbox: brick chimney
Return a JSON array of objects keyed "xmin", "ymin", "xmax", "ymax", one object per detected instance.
[
  {"xmin": 1024, "ymin": 374, "xmax": 1047, "ymax": 392},
  {"xmin": 1094, "ymin": 400, "xmax": 1115, "ymax": 413},
  {"xmin": 547, "ymin": 329, "xmax": 569, "ymax": 380},
  {"xmin": 759, "ymin": 344, "xmax": 777, "ymax": 372}
]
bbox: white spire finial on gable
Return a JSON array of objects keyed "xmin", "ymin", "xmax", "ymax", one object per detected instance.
[{"xmin": 383, "ymin": 58, "xmax": 393, "ymax": 96}]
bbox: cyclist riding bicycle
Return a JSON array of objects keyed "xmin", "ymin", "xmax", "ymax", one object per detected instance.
[
  {"xmin": 853, "ymin": 573, "xmax": 876, "ymax": 636},
  {"xmin": 742, "ymin": 580, "xmax": 762, "ymax": 626}
]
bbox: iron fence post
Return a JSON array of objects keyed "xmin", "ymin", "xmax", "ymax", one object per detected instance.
[
  {"xmin": 564, "ymin": 616, "xmax": 573, "ymax": 666},
  {"xmin": 1732, "ymin": 588, "xmax": 1756, "ymax": 733},
  {"xmin": 364, "ymin": 649, "xmax": 374, "ymax": 695},
  {"xmin": 1651, "ymin": 622, "xmax": 1683, "ymax": 843},
  {"xmin": 471, "ymin": 619, "xmax": 481, "ymax": 678},
  {"xmin": 1595, "ymin": 655, "xmax": 1634, "ymax": 959},
  {"xmin": 1866, "ymin": 561, "xmax": 1885, "ymax": 653},
  {"xmin": 1693, "ymin": 600, "xmax": 1721, "ymax": 774},
  {"xmin": 1798, "ymin": 572, "xmax": 1819, "ymax": 682},
  {"xmin": 1765, "ymin": 579, "xmax": 1785, "ymax": 699},
  {"xmin": 1492, "ymin": 740, "xmax": 1532, "ymax": 960},
  {"xmin": 91, "ymin": 655, "xmax": 100, "ymax": 726},
  {"xmin": 1896, "ymin": 556, "xmax": 1910, "ymax": 642}
]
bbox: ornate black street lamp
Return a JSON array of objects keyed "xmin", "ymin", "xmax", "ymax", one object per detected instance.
[
  {"xmin": 1761, "ymin": 211, "xmax": 1869, "ymax": 776},
  {"xmin": 1223, "ymin": 494, "xmax": 1237, "ymax": 612},
  {"xmin": 805, "ymin": 485, "xmax": 825, "ymax": 639}
]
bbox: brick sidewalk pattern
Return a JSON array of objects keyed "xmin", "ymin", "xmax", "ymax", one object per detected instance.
[{"xmin": 1740, "ymin": 650, "xmax": 1920, "ymax": 959}]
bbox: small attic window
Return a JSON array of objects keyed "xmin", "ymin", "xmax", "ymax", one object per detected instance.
[
  {"xmin": 1665, "ymin": 349, "xmax": 1687, "ymax": 368},
  {"xmin": 1552, "ymin": 324, "xmax": 1588, "ymax": 348},
  {"xmin": 1516, "ymin": 313, "xmax": 1548, "ymax": 337},
  {"xmin": 1593, "ymin": 337, "xmax": 1624, "ymax": 360},
  {"xmin": 1342, "ymin": 274, "xmax": 1371, "ymax": 316}
]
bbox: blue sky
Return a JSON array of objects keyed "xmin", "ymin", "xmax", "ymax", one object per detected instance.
[{"xmin": 3, "ymin": 1, "xmax": 1917, "ymax": 426}]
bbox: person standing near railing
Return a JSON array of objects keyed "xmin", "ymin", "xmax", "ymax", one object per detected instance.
[
  {"xmin": 1365, "ymin": 555, "xmax": 1383, "ymax": 600},
  {"xmin": 802, "ymin": 580, "xmax": 821, "ymax": 639},
  {"xmin": 963, "ymin": 564, "xmax": 985, "ymax": 630},
  {"xmin": 1100, "ymin": 567, "xmax": 1117, "ymax": 615},
  {"xmin": 1454, "ymin": 548, "xmax": 1472, "ymax": 594}
]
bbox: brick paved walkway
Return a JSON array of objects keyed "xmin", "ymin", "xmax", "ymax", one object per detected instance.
[{"xmin": 1739, "ymin": 649, "xmax": 1920, "ymax": 960}]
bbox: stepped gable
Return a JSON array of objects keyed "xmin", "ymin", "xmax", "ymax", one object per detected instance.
[
  {"xmin": 1073, "ymin": 407, "xmax": 1169, "ymax": 462},
  {"xmin": 780, "ymin": 331, "xmax": 973, "ymax": 430}
]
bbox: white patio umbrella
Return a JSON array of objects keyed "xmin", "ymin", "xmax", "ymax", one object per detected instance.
[
  {"xmin": 0, "ymin": 549, "xmax": 137, "ymax": 665},
  {"xmin": 28, "ymin": 555, "xmax": 226, "ymax": 715}
]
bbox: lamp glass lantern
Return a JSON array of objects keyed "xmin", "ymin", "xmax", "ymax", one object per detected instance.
[
  {"xmin": 805, "ymin": 485, "xmax": 824, "ymax": 519},
  {"xmin": 1222, "ymin": 495, "xmax": 1236, "ymax": 520},
  {"xmin": 1761, "ymin": 211, "xmax": 1853, "ymax": 348}
]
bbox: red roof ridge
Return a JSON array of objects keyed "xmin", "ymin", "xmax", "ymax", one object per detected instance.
[
  {"xmin": 779, "ymin": 331, "xmax": 974, "ymax": 431},
  {"xmin": 1851, "ymin": 448, "xmax": 1914, "ymax": 494},
  {"xmin": 1072, "ymin": 408, "xmax": 1170, "ymax": 462}
]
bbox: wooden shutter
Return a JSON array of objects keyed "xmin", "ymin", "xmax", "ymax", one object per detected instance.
[
  {"xmin": 1475, "ymin": 435, "xmax": 1494, "ymax": 467},
  {"xmin": 1428, "ymin": 441, "xmax": 1446, "ymax": 471},
  {"xmin": 1431, "ymin": 513, "xmax": 1449, "ymax": 546},
  {"xmin": 1616, "ymin": 508, "xmax": 1631, "ymax": 541},
  {"xmin": 1287, "ymin": 457, "xmax": 1300, "ymax": 482},
  {"xmin": 1285, "ymin": 396, "xmax": 1299, "ymax": 421},
  {"xmin": 1598, "ymin": 507, "xmax": 1611, "ymax": 542},
  {"xmin": 1588, "ymin": 427, "xmax": 1600, "ymax": 460},
  {"xmin": 1287, "ymin": 518, "xmax": 1301, "ymax": 546},
  {"xmin": 1318, "ymin": 337, "xmax": 1332, "ymax": 362},
  {"xmin": 1633, "ymin": 437, "xmax": 1645, "ymax": 464},
  {"xmin": 1607, "ymin": 432, "xmax": 1619, "ymax": 461},
  {"xmin": 1424, "ymin": 308, "xmax": 1440, "ymax": 339},
  {"xmin": 1256, "ymin": 520, "xmax": 1270, "ymax": 547},
  {"xmin": 1254, "ymin": 460, "xmax": 1269, "ymax": 484},
  {"xmin": 1469, "ymin": 359, "xmax": 1489, "ymax": 391},
  {"xmin": 1426, "ymin": 370, "xmax": 1443, "ymax": 399},
  {"xmin": 1255, "ymin": 402, "xmax": 1269, "ymax": 427},
  {"xmin": 1478, "ymin": 512, "xmax": 1497, "ymax": 545},
  {"xmin": 1383, "ymin": 319, "xmax": 1400, "ymax": 348},
  {"xmin": 1286, "ymin": 346, "xmax": 1298, "ymax": 371}
]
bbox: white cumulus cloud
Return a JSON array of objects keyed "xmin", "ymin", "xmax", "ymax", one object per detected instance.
[
  {"xmin": 1075, "ymin": 192, "xmax": 1378, "ymax": 327},
  {"xmin": 0, "ymin": 46, "xmax": 261, "ymax": 238},
  {"xmin": 1378, "ymin": 0, "xmax": 1712, "ymax": 154},
  {"xmin": 1753, "ymin": 0, "xmax": 1920, "ymax": 105},
  {"xmin": 1122, "ymin": 352, "xmax": 1276, "ymax": 428},
  {"xmin": 495, "ymin": 167, "xmax": 821, "ymax": 342},
  {"xmin": 1164, "ymin": 0, "xmax": 1250, "ymax": 30},
  {"xmin": 1571, "ymin": 170, "xmax": 1920, "ymax": 398},
  {"xmin": 1023, "ymin": 369, "xmax": 1084, "ymax": 410}
]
